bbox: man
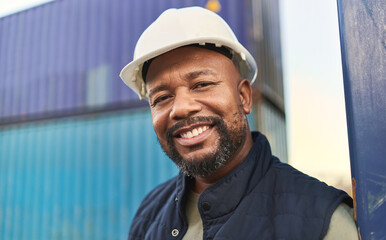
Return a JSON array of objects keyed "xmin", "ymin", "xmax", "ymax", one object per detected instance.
[{"xmin": 120, "ymin": 6, "xmax": 358, "ymax": 240}]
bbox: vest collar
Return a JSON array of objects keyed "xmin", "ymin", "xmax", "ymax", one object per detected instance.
[{"xmin": 175, "ymin": 131, "xmax": 274, "ymax": 219}]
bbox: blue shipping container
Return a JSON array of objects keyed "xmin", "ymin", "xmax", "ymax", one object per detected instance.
[
  {"xmin": 0, "ymin": 1, "xmax": 267, "ymax": 239},
  {"xmin": 0, "ymin": 0, "xmax": 252, "ymax": 124},
  {"xmin": 0, "ymin": 0, "xmax": 289, "ymax": 239},
  {"xmin": 0, "ymin": 108, "xmax": 179, "ymax": 239},
  {"xmin": 337, "ymin": 0, "xmax": 386, "ymax": 239}
]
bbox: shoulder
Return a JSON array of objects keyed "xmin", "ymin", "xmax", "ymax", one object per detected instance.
[
  {"xmin": 264, "ymin": 158, "xmax": 353, "ymax": 238},
  {"xmin": 270, "ymin": 158, "xmax": 351, "ymax": 202},
  {"xmin": 129, "ymin": 176, "xmax": 179, "ymax": 238},
  {"xmin": 140, "ymin": 176, "xmax": 178, "ymax": 209}
]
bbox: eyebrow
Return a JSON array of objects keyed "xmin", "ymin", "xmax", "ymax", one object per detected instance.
[
  {"xmin": 148, "ymin": 69, "xmax": 217, "ymax": 99},
  {"xmin": 148, "ymin": 84, "xmax": 169, "ymax": 100},
  {"xmin": 185, "ymin": 69, "xmax": 216, "ymax": 81}
]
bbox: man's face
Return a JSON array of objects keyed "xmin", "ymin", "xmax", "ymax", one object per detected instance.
[{"xmin": 146, "ymin": 46, "xmax": 252, "ymax": 177}]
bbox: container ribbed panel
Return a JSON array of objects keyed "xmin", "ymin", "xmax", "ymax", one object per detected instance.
[
  {"xmin": 0, "ymin": 0, "xmax": 250, "ymax": 124},
  {"xmin": 0, "ymin": 1, "xmax": 288, "ymax": 238},
  {"xmin": 0, "ymin": 109, "xmax": 178, "ymax": 239}
]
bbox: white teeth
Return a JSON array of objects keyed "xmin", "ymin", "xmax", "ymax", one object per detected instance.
[
  {"xmin": 192, "ymin": 129, "xmax": 198, "ymax": 137},
  {"xmin": 180, "ymin": 126, "xmax": 209, "ymax": 139}
]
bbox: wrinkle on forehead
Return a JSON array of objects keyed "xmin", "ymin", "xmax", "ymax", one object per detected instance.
[{"xmin": 185, "ymin": 69, "xmax": 216, "ymax": 81}]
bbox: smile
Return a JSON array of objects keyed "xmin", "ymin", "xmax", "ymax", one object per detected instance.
[
  {"xmin": 174, "ymin": 124, "xmax": 214, "ymax": 147},
  {"xmin": 180, "ymin": 126, "xmax": 210, "ymax": 139}
]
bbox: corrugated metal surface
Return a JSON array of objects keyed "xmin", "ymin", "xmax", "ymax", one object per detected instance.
[
  {"xmin": 0, "ymin": 0, "xmax": 251, "ymax": 124},
  {"xmin": 257, "ymin": 100, "xmax": 287, "ymax": 162},
  {"xmin": 248, "ymin": 0, "xmax": 287, "ymax": 162},
  {"xmin": 250, "ymin": 0, "xmax": 285, "ymax": 112},
  {"xmin": 0, "ymin": 1, "xmax": 287, "ymax": 239},
  {"xmin": 0, "ymin": 109, "xmax": 178, "ymax": 240},
  {"xmin": 337, "ymin": 0, "xmax": 386, "ymax": 239}
]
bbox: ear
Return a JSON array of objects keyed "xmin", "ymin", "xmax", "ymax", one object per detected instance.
[{"xmin": 238, "ymin": 79, "xmax": 252, "ymax": 114}]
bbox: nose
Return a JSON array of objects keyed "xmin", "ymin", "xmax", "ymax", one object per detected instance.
[{"xmin": 169, "ymin": 90, "xmax": 201, "ymax": 120}]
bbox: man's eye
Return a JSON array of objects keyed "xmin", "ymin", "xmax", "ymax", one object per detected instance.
[
  {"xmin": 193, "ymin": 82, "xmax": 214, "ymax": 89},
  {"xmin": 151, "ymin": 95, "xmax": 171, "ymax": 107}
]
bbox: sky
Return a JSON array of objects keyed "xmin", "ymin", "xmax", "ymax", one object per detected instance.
[
  {"xmin": 0, "ymin": 0, "xmax": 352, "ymax": 190},
  {"xmin": 280, "ymin": 0, "xmax": 351, "ymax": 190},
  {"xmin": 0, "ymin": 0, "xmax": 53, "ymax": 17}
]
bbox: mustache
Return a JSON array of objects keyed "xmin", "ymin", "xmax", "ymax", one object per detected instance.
[{"xmin": 166, "ymin": 116, "xmax": 221, "ymax": 138}]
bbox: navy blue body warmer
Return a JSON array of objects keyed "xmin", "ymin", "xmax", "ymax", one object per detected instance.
[{"xmin": 129, "ymin": 132, "xmax": 352, "ymax": 240}]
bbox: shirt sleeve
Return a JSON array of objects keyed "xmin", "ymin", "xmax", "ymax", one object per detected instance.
[{"xmin": 323, "ymin": 203, "xmax": 359, "ymax": 240}]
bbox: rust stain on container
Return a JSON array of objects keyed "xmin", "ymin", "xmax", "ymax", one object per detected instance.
[
  {"xmin": 352, "ymin": 177, "xmax": 357, "ymax": 221},
  {"xmin": 352, "ymin": 177, "xmax": 361, "ymax": 240}
]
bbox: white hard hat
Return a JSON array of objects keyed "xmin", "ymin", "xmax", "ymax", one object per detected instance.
[{"xmin": 119, "ymin": 6, "xmax": 257, "ymax": 99}]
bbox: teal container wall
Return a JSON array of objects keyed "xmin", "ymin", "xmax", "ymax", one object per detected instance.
[{"xmin": 0, "ymin": 109, "xmax": 178, "ymax": 239}]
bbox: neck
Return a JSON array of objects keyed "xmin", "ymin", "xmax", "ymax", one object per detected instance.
[{"xmin": 192, "ymin": 133, "xmax": 254, "ymax": 194}]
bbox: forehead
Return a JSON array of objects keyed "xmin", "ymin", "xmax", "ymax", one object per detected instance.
[{"xmin": 145, "ymin": 46, "xmax": 237, "ymax": 85}]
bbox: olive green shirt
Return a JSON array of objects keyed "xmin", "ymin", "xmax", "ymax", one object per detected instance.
[{"xmin": 182, "ymin": 190, "xmax": 359, "ymax": 240}]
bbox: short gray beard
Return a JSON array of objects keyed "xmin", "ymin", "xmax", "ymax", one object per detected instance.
[{"xmin": 163, "ymin": 111, "xmax": 247, "ymax": 177}]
